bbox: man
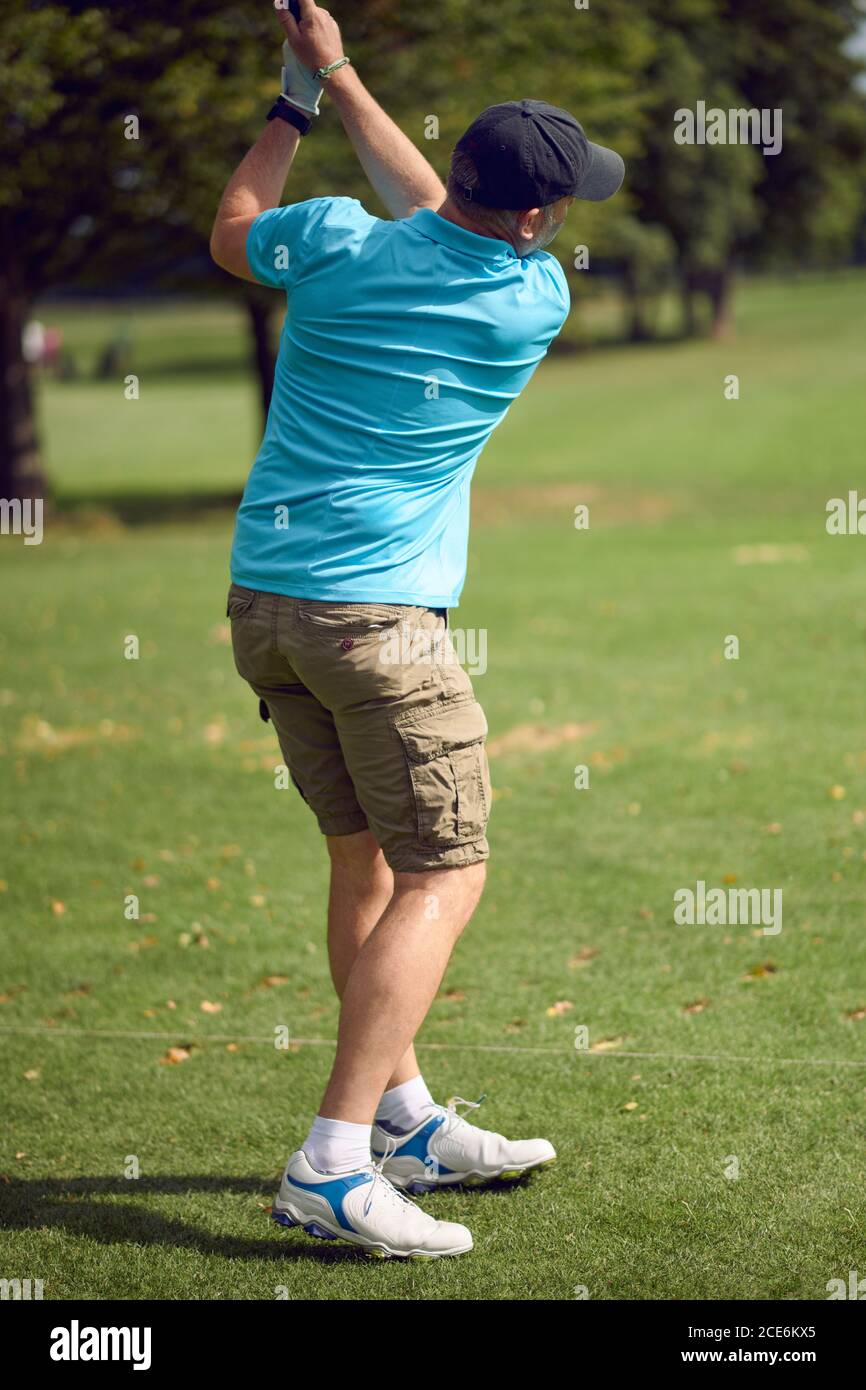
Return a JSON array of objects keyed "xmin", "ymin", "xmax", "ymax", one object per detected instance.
[{"xmin": 211, "ymin": 0, "xmax": 624, "ymax": 1259}]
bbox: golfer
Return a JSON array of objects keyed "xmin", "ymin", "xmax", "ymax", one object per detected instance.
[{"xmin": 211, "ymin": 0, "xmax": 624, "ymax": 1258}]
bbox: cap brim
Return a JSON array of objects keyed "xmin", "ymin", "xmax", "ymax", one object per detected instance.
[{"xmin": 573, "ymin": 142, "xmax": 625, "ymax": 201}]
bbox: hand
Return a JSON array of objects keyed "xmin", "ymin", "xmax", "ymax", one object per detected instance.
[
  {"xmin": 275, "ymin": 0, "xmax": 344, "ymax": 74},
  {"xmin": 280, "ymin": 42, "xmax": 323, "ymax": 115}
]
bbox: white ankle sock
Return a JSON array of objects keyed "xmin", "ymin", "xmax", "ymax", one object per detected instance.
[
  {"xmin": 375, "ymin": 1074, "xmax": 435, "ymax": 1134},
  {"xmin": 303, "ymin": 1116, "xmax": 372, "ymax": 1175}
]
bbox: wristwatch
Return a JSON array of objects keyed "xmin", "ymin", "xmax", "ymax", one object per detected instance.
[{"xmin": 267, "ymin": 96, "xmax": 313, "ymax": 136}]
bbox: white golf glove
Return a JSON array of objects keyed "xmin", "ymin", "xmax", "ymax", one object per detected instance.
[{"xmin": 281, "ymin": 40, "xmax": 323, "ymax": 116}]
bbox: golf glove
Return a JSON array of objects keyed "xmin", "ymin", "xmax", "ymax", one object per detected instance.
[{"xmin": 281, "ymin": 40, "xmax": 323, "ymax": 116}]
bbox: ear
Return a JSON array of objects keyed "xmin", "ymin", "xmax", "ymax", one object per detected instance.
[{"xmin": 515, "ymin": 208, "xmax": 543, "ymax": 242}]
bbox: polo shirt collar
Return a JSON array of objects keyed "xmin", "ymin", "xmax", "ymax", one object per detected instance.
[{"xmin": 407, "ymin": 207, "xmax": 518, "ymax": 262}]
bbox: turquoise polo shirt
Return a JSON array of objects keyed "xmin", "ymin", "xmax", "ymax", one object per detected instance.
[{"xmin": 231, "ymin": 198, "xmax": 569, "ymax": 607}]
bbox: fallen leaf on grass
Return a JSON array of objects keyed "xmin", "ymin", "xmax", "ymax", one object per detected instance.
[
  {"xmin": 23, "ymin": 1069, "xmax": 41, "ymax": 1081},
  {"xmin": 0, "ymin": 985, "xmax": 26, "ymax": 1004},
  {"xmin": 50, "ymin": 901, "xmax": 66, "ymax": 917},
  {"xmin": 590, "ymin": 1035, "xmax": 626, "ymax": 1052},
  {"xmin": 845, "ymin": 1007, "xmax": 866, "ymax": 1021},
  {"xmin": 568, "ymin": 948, "xmax": 599, "ymax": 969},
  {"xmin": 682, "ymin": 998, "xmax": 709, "ymax": 1015},
  {"xmin": 742, "ymin": 962, "xmax": 778, "ymax": 981},
  {"xmin": 200, "ymin": 1000, "xmax": 222, "ymax": 1014},
  {"xmin": 160, "ymin": 1046, "xmax": 193, "ymax": 1066},
  {"xmin": 546, "ymin": 1000, "xmax": 574, "ymax": 1017},
  {"xmin": 622, "ymin": 1100, "xmax": 638, "ymax": 1112},
  {"xmin": 128, "ymin": 935, "xmax": 159, "ymax": 953},
  {"xmin": 179, "ymin": 926, "xmax": 210, "ymax": 949}
]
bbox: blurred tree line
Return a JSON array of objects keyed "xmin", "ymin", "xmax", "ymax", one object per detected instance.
[{"xmin": 2, "ymin": 0, "xmax": 865, "ymax": 498}]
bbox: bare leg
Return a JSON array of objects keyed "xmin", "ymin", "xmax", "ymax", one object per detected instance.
[
  {"xmin": 326, "ymin": 830, "xmax": 421, "ymax": 1090},
  {"xmin": 318, "ymin": 861, "xmax": 486, "ymax": 1123}
]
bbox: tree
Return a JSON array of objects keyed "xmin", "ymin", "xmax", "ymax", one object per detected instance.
[
  {"xmin": 0, "ymin": 0, "xmax": 280, "ymax": 501},
  {"xmin": 629, "ymin": 0, "xmax": 866, "ymax": 338},
  {"xmin": 2, "ymin": 0, "xmax": 659, "ymax": 500}
]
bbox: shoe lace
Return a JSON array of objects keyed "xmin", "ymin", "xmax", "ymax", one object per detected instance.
[
  {"xmin": 438, "ymin": 1093, "xmax": 486, "ymax": 1141},
  {"xmin": 363, "ymin": 1134, "xmax": 417, "ymax": 1217}
]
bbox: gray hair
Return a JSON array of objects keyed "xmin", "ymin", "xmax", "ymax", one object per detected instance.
[{"xmin": 446, "ymin": 148, "xmax": 558, "ymax": 241}]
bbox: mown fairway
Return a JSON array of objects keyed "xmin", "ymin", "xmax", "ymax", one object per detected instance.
[{"xmin": 2, "ymin": 272, "xmax": 865, "ymax": 1299}]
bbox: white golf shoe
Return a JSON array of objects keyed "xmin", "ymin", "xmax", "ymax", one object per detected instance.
[
  {"xmin": 271, "ymin": 1144, "xmax": 473, "ymax": 1259},
  {"xmin": 372, "ymin": 1095, "xmax": 556, "ymax": 1193}
]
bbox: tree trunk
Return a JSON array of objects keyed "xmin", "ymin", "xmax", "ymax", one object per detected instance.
[
  {"xmin": 707, "ymin": 264, "xmax": 735, "ymax": 340},
  {"xmin": 0, "ymin": 282, "xmax": 47, "ymax": 503},
  {"xmin": 679, "ymin": 273, "xmax": 698, "ymax": 338},
  {"xmin": 243, "ymin": 291, "xmax": 276, "ymax": 426},
  {"xmin": 621, "ymin": 265, "xmax": 651, "ymax": 343}
]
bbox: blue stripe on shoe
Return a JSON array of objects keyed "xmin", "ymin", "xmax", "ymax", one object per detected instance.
[
  {"xmin": 286, "ymin": 1170, "xmax": 372, "ymax": 1233},
  {"xmin": 374, "ymin": 1115, "xmax": 456, "ymax": 1175}
]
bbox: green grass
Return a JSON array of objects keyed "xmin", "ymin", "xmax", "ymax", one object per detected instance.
[{"xmin": 2, "ymin": 272, "xmax": 866, "ymax": 1300}]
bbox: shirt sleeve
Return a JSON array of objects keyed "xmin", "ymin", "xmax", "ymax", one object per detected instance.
[
  {"xmin": 542, "ymin": 253, "xmax": 571, "ymax": 328},
  {"xmin": 245, "ymin": 196, "xmax": 378, "ymax": 291}
]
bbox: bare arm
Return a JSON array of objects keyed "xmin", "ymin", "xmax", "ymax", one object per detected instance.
[
  {"xmin": 326, "ymin": 65, "xmax": 445, "ymax": 220},
  {"xmin": 210, "ymin": 0, "xmax": 445, "ymax": 282},
  {"xmin": 281, "ymin": 0, "xmax": 445, "ymax": 220},
  {"xmin": 210, "ymin": 119, "xmax": 300, "ymax": 282}
]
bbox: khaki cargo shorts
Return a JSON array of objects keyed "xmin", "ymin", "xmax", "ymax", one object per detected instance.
[{"xmin": 227, "ymin": 585, "xmax": 491, "ymax": 872}]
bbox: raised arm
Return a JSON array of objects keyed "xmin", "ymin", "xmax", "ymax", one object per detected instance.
[
  {"xmin": 281, "ymin": 0, "xmax": 445, "ymax": 220},
  {"xmin": 210, "ymin": 120, "xmax": 300, "ymax": 282}
]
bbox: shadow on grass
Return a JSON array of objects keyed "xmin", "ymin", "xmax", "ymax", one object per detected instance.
[
  {"xmin": 53, "ymin": 490, "xmax": 243, "ymax": 527},
  {"xmin": 0, "ymin": 1172, "xmax": 531, "ymax": 1265}
]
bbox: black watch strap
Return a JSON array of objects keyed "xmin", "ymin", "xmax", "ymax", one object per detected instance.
[{"xmin": 267, "ymin": 97, "xmax": 312, "ymax": 136}]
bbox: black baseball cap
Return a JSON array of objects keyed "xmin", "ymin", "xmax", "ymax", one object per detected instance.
[{"xmin": 453, "ymin": 99, "xmax": 625, "ymax": 210}]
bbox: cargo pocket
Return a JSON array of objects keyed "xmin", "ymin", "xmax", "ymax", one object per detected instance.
[{"xmin": 394, "ymin": 698, "xmax": 491, "ymax": 849}]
